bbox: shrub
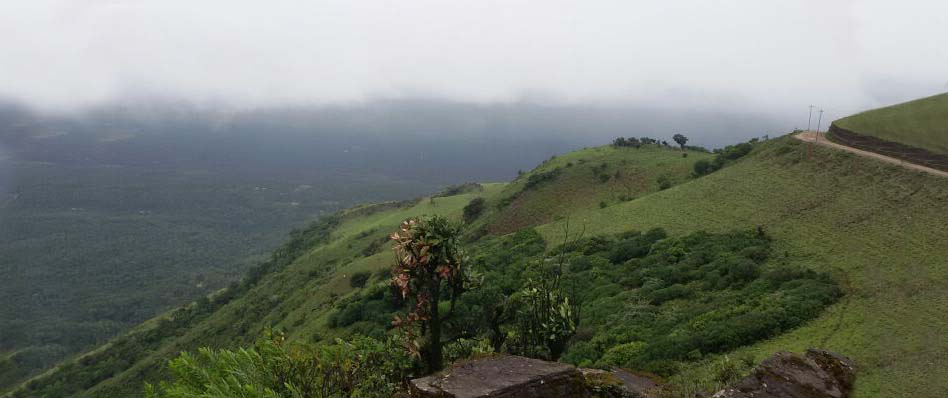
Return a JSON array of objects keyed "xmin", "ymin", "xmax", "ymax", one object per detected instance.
[
  {"xmin": 719, "ymin": 143, "xmax": 753, "ymax": 160},
  {"xmin": 569, "ymin": 255, "xmax": 611, "ymax": 273},
  {"xmin": 560, "ymin": 341, "xmax": 602, "ymax": 368},
  {"xmin": 508, "ymin": 278, "xmax": 580, "ymax": 361},
  {"xmin": 145, "ymin": 331, "xmax": 412, "ymax": 398},
  {"xmin": 329, "ymin": 300, "xmax": 364, "ymax": 327},
  {"xmin": 434, "ymin": 182, "xmax": 483, "ymax": 197},
  {"xmin": 612, "ymin": 137, "xmax": 642, "ymax": 148},
  {"xmin": 647, "ymin": 284, "xmax": 693, "ymax": 304},
  {"xmin": 350, "ymin": 271, "xmax": 371, "ymax": 288},
  {"xmin": 694, "ymin": 141, "xmax": 757, "ymax": 177},
  {"xmin": 713, "ymin": 356, "xmax": 744, "ymax": 384},
  {"xmin": 693, "ymin": 159, "xmax": 713, "ymax": 176},
  {"xmin": 389, "ymin": 216, "xmax": 466, "ymax": 371},
  {"xmin": 524, "ymin": 168, "xmax": 562, "ymax": 190},
  {"xmin": 602, "ymin": 341, "xmax": 648, "ymax": 368},
  {"xmin": 362, "ymin": 238, "xmax": 384, "ymax": 257},
  {"xmin": 462, "ymin": 197, "xmax": 486, "ymax": 224}
]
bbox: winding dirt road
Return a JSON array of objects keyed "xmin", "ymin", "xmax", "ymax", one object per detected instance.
[{"xmin": 794, "ymin": 131, "xmax": 948, "ymax": 178}]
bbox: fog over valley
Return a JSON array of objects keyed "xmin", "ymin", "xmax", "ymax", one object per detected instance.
[{"xmin": 3, "ymin": 1, "xmax": 948, "ymax": 115}]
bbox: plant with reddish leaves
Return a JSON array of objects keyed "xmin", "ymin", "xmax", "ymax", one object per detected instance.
[{"xmin": 389, "ymin": 215, "xmax": 467, "ymax": 372}]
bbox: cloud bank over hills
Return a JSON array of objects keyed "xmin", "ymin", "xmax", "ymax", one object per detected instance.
[{"xmin": 2, "ymin": 0, "xmax": 947, "ymax": 118}]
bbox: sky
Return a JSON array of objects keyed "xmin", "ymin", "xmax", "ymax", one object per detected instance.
[{"xmin": 1, "ymin": 0, "xmax": 947, "ymax": 121}]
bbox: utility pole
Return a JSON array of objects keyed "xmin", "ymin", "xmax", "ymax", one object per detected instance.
[
  {"xmin": 815, "ymin": 109, "xmax": 824, "ymax": 144},
  {"xmin": 808, "ymin": 105, "xmax": 815, "ymax": 132}
]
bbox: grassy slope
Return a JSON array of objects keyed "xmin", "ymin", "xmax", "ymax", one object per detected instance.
[
  {"xmin": 534, "ymin": 138, "xmax": 948, "ymax": 397},
  {"xmin": 487, "ymin": 145, "xmax": 713, "ymax": 234},
  {"xmin": 63, "ymin": 147, "xmax": 706, "ymax": 396},
  {"xmin": 51, "ymin": 185, "xmax": 506, "ymax": 397},
  {"xmin": 834, "ymin": 92, "xmax": 948, "ymax": 155},
  {"xmin": 15, "ymin": 137, "xmax": 948, "ymax": 397}
]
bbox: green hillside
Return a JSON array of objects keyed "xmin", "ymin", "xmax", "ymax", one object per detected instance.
[
  {"xmin": 535, "ymin": 139, "xmax": 948, "ymax": 396},
  {"xmin": 0, "ymin": 158, "xmax": 444, "ymax": 391},
  {"xmin": 834, "ymin": 92, "xmax": 948, "ymax": 155},
  {"xmin": 9, "ymin": 136, "xmax": 948, "ymax": 398},
  {"xmin": 485, "ymin": 145, "xmax": 714, "ymax": 234},
  {"xmin": 3, "ymin": 186, "xmax": 506, "ymax": 397}
]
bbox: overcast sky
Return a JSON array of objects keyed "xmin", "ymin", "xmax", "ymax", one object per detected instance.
[{"xmin": 2, "ymin": 0, "xmax": 947, "ymax": 120}]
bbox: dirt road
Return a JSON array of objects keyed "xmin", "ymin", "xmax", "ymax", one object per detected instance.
[{"xmin": 794, "ymin": 131, "xmax": 948, "ymax": 178}]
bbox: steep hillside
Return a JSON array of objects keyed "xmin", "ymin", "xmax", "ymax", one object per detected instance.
[
  {"xmin": 0, "ymin": 159, "xmax": 437, "ymax": 391},
  {"xmin": 10, "ymin": 135, "xmax": 948, "ymax": 398},
  {"xmin": 3, "ymin": 185, "xmax": 506, "ymax": 398},
  {"xmin": 1, "ymin": 99, "xmax": 609, "ymax": 390},
  {"xmin": 833, "ymin": 92, "xmax": 948, "ymax": 155}
]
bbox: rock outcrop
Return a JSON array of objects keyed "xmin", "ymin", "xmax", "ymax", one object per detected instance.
[
  {"xmin": 409, "ymin": 355, "xmax": 589, "ymax": 398},
  {"xmin": 408, "ymin": 355, "xmax": 657, "ymax": 397},
  {"xmin": 583, "ymin": 368, "xmax": 661, "ymax": 397},
  {"xmin": 713, "ymin": 349, "xmax": 856, "ymax": 398},
  {"xmin": 408, "ymin": 348, "xmax": 854, "ymax": 398}
]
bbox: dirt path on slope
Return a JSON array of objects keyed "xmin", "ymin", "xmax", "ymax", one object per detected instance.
[{"xmin": 794, "ymin": 131, "xmax": 948, "ymax": 178}]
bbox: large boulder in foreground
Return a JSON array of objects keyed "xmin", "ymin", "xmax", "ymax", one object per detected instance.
[
  {"xmin": 408, "ymin": 348, "xmax": 854, "ymax": 398},
  {"xmin": 409, "ymin": 355, "xmax": 653, "ymax": 397},
  {"xmin": 409, "ymin": 355, "xmax": 589, "ymax": 398},
  {"xmin": 713, "ymin": 349, "xmax": 856, "ymax": 398}
]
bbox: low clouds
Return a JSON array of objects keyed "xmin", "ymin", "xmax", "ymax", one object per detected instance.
[{"xmin": 1, "ymin": 0, "xmax": 946, "ymax": 117}]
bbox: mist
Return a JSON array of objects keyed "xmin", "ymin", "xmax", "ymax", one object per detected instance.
[{"xmin": 2, "ymin": 0, "xmax": 947, "ymax": 122}]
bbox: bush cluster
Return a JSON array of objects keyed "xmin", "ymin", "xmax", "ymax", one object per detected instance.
[
  {"xmin": 327, "ymin": 283, "xmax": 401, "ymax": 337},
  {"xmin": 146, "ymin": 218, "xmax": 839, "ymax": 398},
  {"xmin": 327, "ymin": 225, "xmax": 838, "ymax": 378},
  {"xmin": 558, "ymin": 229, "xmax": 839, "ymax": 374},
  {"xmin": 524, "ymin": 168, "xmax": 563, "ymax": 190},
  {"xmin": 694, "ymin": 142, "xmax": 755, "ymax": 176},
  {"xmin": 433, "ymin": 182, "xmax": 484, "ymax": 197},
  {"xmin": 611, "ymin": 137, "xmax": 667, "ymax": 148},
  {"xmin": 463, "ymin": 197, "xmax": 486, "ymax": 224},
  {"xmin": 349, "ymin": 271, "xmax": 371, "ymax": 288},
  {"xmin": 145, "ymin": 330, "xmax": 412, "ymax": 398}
]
